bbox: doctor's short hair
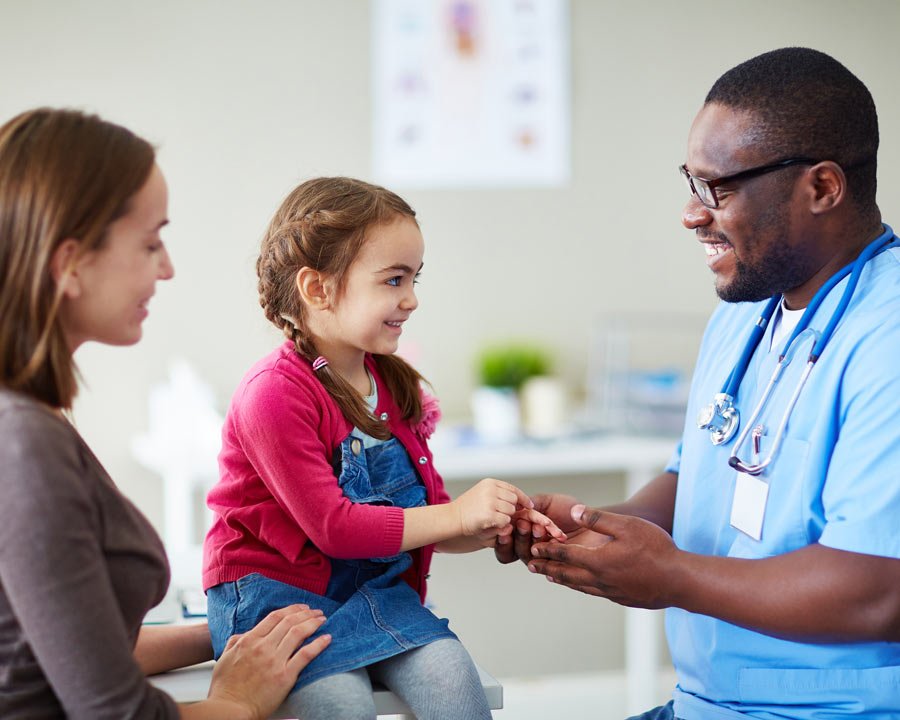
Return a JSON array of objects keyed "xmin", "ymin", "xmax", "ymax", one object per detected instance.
[
  {"xmin": 705, "ymin": 47, "xmax": 878, "ymax": 210},
  {"xmin": 0, "ymin": 108, "xmax": 155, "ymax": 408}
]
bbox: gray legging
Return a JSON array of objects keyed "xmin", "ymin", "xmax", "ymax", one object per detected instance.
[{"xmin": 284, "ymin": 638, "xmax": 492, "ymax": 720}]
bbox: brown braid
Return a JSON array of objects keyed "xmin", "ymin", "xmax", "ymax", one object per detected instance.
[{"xmin": 256, "ymin": 177, "xmax": 427, "ymax": 438}]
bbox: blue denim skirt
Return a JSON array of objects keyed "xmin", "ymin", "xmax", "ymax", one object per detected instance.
[{"xmin": 208, "ymin": 436, "xmax": 457, "ymax": 689}]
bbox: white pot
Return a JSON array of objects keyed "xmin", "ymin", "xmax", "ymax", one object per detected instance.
[
  {"xmin": 471, "ymin": 386, "xmax": 521, "ymax": 443},
  {"xmin": 521, "ymin": 375, "xmax": 567, "ymax": 438}
]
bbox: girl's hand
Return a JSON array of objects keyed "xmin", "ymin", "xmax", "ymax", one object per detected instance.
[
  {"xmin": 474, "ymin": 523, "xmax": 514, "ymax": 548},
  {"xmin": 495, "ymin": 494, "xmax": 586, "ymax": 565},
  {"xmin": 479, "ymin": 508, "xmax": 567, "ymax": 549},
  {"xmin": 511, "ymin": 507, "xmax": 568, "ymax": 542},
  {"xmin": 206, "ymin": 604, "xmax": 331, "ymax": 720},
  {"xmin": 451, "ymin": 478, "xmax": 533, "ymax": 537}
]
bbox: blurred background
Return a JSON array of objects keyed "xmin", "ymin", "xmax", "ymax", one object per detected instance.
[{"xmin": 3, "ymin": 1, "xmax": 899, "ymax": 716}]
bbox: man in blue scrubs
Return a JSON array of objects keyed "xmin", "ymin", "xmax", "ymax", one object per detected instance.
[{"xmin": 497, "ymin": 48, "xmax": 900, "ymax": 719}]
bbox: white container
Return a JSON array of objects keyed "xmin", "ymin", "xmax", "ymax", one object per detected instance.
[
  {"xmin": 471, "ymin": 386, "xmax": 521, "ymax": 443},
  {"xmin": 521, "ymin": 375, "xmax": 567, "ymax": 438}
]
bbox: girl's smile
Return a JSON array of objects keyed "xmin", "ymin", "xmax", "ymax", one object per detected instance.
[{"xmin": 310, "ymin": 215, "xmax": 424, "ymax": 384}]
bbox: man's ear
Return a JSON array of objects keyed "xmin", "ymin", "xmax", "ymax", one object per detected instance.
[
  {"xmin": 806, "ymin": 161, "xmax": 846, "ymax": 215},
  {"xmin": 50, "ymin": 239, "xmax": 84, "ymax": 298},
  {"xmin": 295, "ymin": 266, "xmax": 332, "ymax": 309}
]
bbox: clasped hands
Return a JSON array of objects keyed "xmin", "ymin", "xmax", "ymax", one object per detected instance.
[{"xmin": 495, "ymin": 493, "xmax": 678, "ymax": 610}]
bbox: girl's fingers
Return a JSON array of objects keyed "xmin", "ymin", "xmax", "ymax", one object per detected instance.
[
  {"xmin": 502, "ymin": 482, "xmax": 534, "ymax": 509},
  {"xmin": 496, "ymin": 499, "xmax": 517, "ymax": 516},
  {"xmin": 518, "ymin": 508, "xmax": 567, "ymax": 541},
  {"xmin": 488, "ymin": 479, "xmax": 533, "ymax": 510}
]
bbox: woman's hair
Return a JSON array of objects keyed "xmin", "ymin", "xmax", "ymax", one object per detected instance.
[
  {"xmin": 257, "ymin": 176, "xmax": 426, "ymax": 438},
  {"xmin": 0, "ymin": 108, "xmax": 155, "ymax": 408}
]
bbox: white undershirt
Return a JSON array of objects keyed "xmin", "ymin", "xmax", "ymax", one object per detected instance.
[
  {"xmin": 770, "ymin": 298, "xmax": 805, "ymax": 350},
  {"xmin": 350, "ymin": 370, "xmax": 386, "ymax": 448}
]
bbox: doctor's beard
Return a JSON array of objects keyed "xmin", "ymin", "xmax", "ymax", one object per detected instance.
[{"xmin": 713, "ymin": 207, "xmax": 814, "ymax": 304}]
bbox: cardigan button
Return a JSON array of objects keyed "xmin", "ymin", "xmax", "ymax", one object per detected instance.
[
  {"xmin": 418, "ymin": 456, "xmax": 427, "ymax": 465},
  {"xmin": 380, "ymin": 412, "xmax": 389, "ymax": 421}
]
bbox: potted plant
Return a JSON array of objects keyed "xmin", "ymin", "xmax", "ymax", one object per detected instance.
[{"xmin": 471, "ymin": 344, "xmax": 551, "ymax": 442}]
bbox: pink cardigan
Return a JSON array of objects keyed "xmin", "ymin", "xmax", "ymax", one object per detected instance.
[{"xmin": 202, "ymin": 342, "xmax": 451, "ymax": 602}]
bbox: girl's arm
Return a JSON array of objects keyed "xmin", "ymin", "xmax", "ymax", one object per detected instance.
[
  {"xmin": 232, "ymin": 372, "xmax": 409, "ymax": 560},
  {"xmin": 400, "ymin": 477, "xmax": 522, "ymax": 551},
  {"xmin": 234, "ymin": 372, "xmax": 561, "ymax": 559},
  {"xmin": 400, "ymin": 479, "xmax": 565, "ymax": 552},
  {"xmin": 433, "ymin": 534, "xmax": 504, "ymax": 553}
]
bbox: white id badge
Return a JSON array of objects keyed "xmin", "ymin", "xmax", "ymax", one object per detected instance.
[{"xmin": 730, "ymin": 472, "xmax": 769, "ymax": 541}]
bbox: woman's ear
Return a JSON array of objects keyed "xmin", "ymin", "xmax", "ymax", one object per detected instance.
[
  {"xmin": 295, "ymin": 266, "xmax": 332, "ymax": 309},
  {"xmin": 50, "ymin": 239, "xmax": 84, "ymax": 298}
]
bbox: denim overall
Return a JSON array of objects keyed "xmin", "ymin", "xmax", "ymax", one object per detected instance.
[{"xmin": 207, "ymin": 435, "xmax": 457, "ymax": 690}]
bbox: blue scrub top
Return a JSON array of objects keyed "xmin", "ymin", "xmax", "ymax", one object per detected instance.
[{"xmin": 665, "ymin": 241, "xmax": 900, "ymax": 719}]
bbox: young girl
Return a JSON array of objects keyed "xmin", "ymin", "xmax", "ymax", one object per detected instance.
[{"xmin": 202, "ymin": 176, "xmax": 563, "ymax": 719}]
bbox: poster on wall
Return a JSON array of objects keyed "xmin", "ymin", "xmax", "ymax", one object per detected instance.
[{"xmin": 372, "ymin": 0, "xmax": 570, "ymax": 188}]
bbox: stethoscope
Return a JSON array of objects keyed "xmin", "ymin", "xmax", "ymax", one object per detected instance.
[{"xmin": 697, "ymin": 225, "xmax": 897, "ymax": 475}]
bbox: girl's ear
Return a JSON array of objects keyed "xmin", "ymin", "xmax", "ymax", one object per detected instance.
[
  {"xmin": 50, "ymin": 239, "xmax": 84, "ymax": 298},
  {"xmin": 295, "ymin": 266, "xmax": 332, "ymax": 309}
]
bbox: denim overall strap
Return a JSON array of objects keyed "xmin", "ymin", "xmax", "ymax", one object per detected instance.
[{"xmin": 285, "ymin": 434, "xmax": 454, "ymax": 688}]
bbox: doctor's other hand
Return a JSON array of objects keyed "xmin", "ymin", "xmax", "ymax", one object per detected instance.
[
  {"xmin": 494, "ymin": 493, "xmax": 587, "ymax": 565},
  {"xmin": 528, "ymin": 505, "xmax": 678, "ymax": 610},
  {"xmin": 207, "ymin": 604, "xmax": 331, "ymax": 720}
]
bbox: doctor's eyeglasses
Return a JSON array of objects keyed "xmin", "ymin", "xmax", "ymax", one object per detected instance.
[{"xmin": 679, "ymin": 157, "xmax": 819, "ymax": 209}]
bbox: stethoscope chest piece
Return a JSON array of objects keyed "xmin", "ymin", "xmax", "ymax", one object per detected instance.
[
  {"xmin": 697, "ymin": 226, "xmax": 897, "ymax": 457},
  {"xmin": 697, "ymin": 393, "xmax": 740, "ymax": 445}
]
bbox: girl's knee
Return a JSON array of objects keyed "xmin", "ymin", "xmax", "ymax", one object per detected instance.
[{"xmin": 286, "ymin": 670, "xmax": 376, "ymax": 720}]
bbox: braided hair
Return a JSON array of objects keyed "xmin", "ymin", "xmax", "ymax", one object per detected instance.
[{"xmin": 257, "ymin": 177, "xmax": 426, "ymax": 439}]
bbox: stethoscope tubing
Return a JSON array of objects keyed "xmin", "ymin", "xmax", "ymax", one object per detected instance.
[
  {"xmin": 722, "ymin": 296, "xmax": 780, "ymax": 399},
  {"xmin": 705, "ymin": 225, "xmax": 897, "ymax": 474}
]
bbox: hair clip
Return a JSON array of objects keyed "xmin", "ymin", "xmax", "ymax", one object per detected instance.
[{"xmin": 312, "ymin": 356, "xmax": 329, "ymax": 371}]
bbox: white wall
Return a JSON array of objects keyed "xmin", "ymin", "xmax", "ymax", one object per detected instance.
[{"xmin": 2, "ymin": 0, "xmax": 899, "ymax": 677}]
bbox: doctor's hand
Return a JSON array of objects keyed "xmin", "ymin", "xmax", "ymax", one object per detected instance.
[
  {"xmin": 527, "ymin": 505, "xmax": 679, "ymax": 610},
  {"xmin": 476, "ymin": 509, "xmax": 567, "ymax": 549},
  {"xmin": 495, "ymin": 493, "xmax": 594, "ymax": 565}
]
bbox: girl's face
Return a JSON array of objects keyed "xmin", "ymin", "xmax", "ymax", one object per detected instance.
[
  {"xmin": 322, "ymin": 215, "xmax": 423, "ymax": 371},
  {"xmin": 58, "ymin": 163, "xmax": 174, "ymax": 351}
]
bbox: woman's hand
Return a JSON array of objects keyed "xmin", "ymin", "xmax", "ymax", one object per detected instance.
[{"xmin": 202, "ymin": 604, "xmax": 331, "ymax": 720}]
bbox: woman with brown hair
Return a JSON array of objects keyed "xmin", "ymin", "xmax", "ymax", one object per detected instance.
[{"xmin": 0, "ymin": 107, "xmax": 331, "ymax": 719}]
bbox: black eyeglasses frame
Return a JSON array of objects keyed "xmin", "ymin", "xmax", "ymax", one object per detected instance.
[{"xmin": 679, "ymin": 157, "xmax": 820, "ymax": 209}]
